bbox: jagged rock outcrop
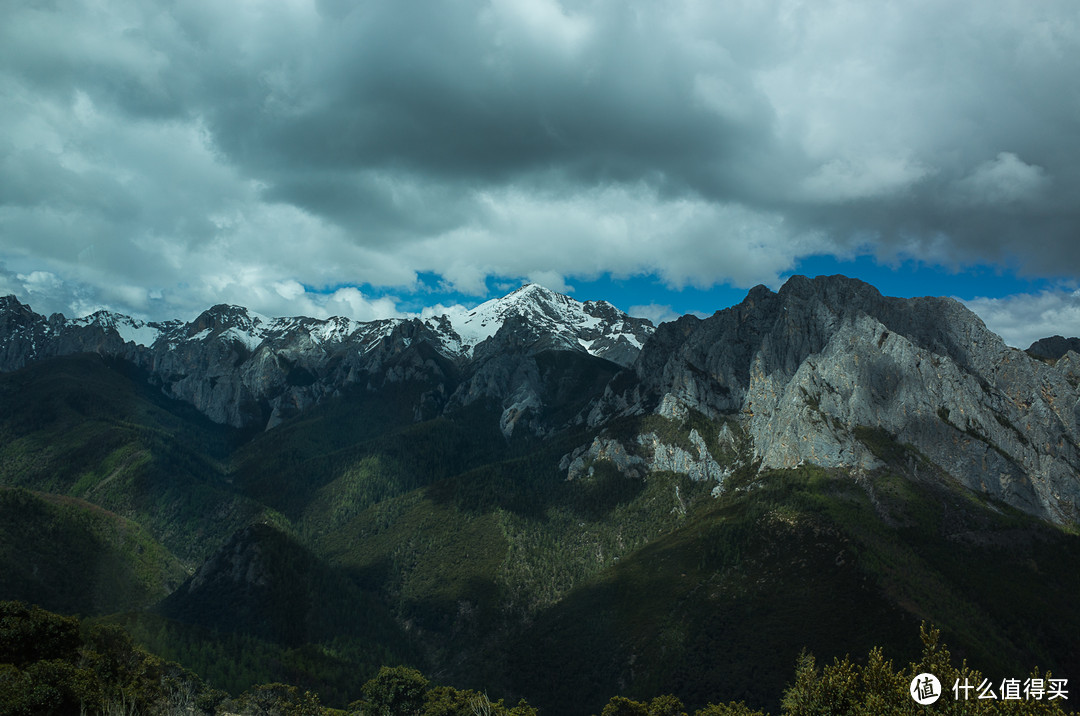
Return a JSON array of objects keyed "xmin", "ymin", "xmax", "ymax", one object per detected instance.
[
  {"xmin": 1052, "ymin": 350, "xmax": 1080, "ymax": 387},
  {"xmin": 562, "ymin": 428, "xmax": 730, "ymax": 486}
]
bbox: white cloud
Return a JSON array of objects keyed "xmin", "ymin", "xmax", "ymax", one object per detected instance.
[
  {"xmin": 16, "ymin": 271, "xmax": 63, "ymax": 295},
  {"xmin": 274, "ymin": 280, "xmax": 306, "ymax": 301},
  {"xmin": 482, "ymin": 0, "xmax": 593, "ymax": 59},
  {"xmin": 949, "ymin": 152, "xmax": 1050, "ymax": 206},
  {"xmin": 963, "ymin": 290, "xmax": 1080, "ymax": 348},
  {"xmin": 801, "ymin": 155, "xmax": 934, "ymax": 202},
  {"xmin": 403, "ymin": 182, "xmax": 830, "ymax": 296},
  {"xmin": 628, "ymin": 303, "xmax": 680, "ymax": 325},
  {"xmin": 525, "ymin": 270, "xmax": 574, "ymax": 295},
  {"xmin": 316, "ymin": 287, "xmax": 403, "ymax": 322}
]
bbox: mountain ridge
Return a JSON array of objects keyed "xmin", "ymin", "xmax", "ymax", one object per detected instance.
[
  {"xmin": 0, "ymin": 284, "xmax": 653, "ymax": 433},
  {"xmin": 3, "ymin": 276, "xmax": 1080, "ymax": 526},
  {"xmin": 0, "ymin": 283, "xmax": 651, "ymax": 365}
]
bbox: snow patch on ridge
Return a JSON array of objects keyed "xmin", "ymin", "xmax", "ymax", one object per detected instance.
[
  {"xmin": 115, "ymin": 320, "xmax": 160, "ymax": 347},
  {"xmin": 309, "ymin": 316, "xmax": 363, "ymax": 343},
  {"xmin": 222, "ymin": 326, "xmax": 263, "ymax": 351},
  {"xmin": 70, "ymin": 312, "xmax": 161, "ymax": 347}
]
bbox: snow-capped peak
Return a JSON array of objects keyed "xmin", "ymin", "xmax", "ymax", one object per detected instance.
[
  {"xmin": 428, "ymin": 284, "xmax": 571, "ymax": 351},
  {"xmin": 186, "ymin": 305, "xmax": 275, "ymax": 349},
  {"xmin": 502, "ymin": 282, "xmax": 564, "ymax": 303},
  {"xmin": 422, "ymin": 283, "xmax": 654, "ymax": 364}
]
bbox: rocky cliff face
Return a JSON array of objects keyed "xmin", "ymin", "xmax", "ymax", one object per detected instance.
[{"xmin": 586, "ymin": 275, "xmax": 1080, "ymax": 525}]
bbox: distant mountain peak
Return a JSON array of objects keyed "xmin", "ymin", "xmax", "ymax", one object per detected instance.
[
  {"xmin": 1027, "ymin": 335, "xmax": 1080, "ymax": 361},
  {"xmin": 484, "ymin": 282, "xmax": 575, "ymax": 316},
  {"xmin": 505, "ymin": 282, "xmax": 558, "ymax": 299},
  {"xmin": 431, "ymin": 283, "xmax": 654, "ymax": 363},
  {"xmin": 0, "ymin": 295, "xmax": 35, "ymax": 318},
  {"xmin": 192, "ymin": 304, "xmax": 269, "ymax": 331}
]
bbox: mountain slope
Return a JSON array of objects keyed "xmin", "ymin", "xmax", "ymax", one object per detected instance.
[
  {"xmin": 157, "ymin": 523, "xmax": 409, "ymax": 650},
  {"xmin": 509, "ymin": 461, "xmax": 1080, "ymax": 714}
]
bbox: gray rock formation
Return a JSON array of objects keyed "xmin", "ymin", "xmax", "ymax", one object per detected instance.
[
  {"xmin": 589, "ymin": 275, "xmax": 1080, "ymax": 525},
  {"xmin": 563, "ymin": 428, "xmax": 730, "ymax": 486}
]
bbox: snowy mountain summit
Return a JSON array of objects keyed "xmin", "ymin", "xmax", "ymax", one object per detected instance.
[{"xmin": 430, "ymin": 284, "xmax": 653, "ymax": 365}]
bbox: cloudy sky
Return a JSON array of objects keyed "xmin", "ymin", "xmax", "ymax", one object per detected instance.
[{"xmin": 1, "ymin": 0, "xmax": 1078, "ymax": 346}]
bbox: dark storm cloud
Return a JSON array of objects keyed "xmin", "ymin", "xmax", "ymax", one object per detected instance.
[
  {"xmin": 201, "ymin": 0, "xmax": 779, "ymax": 196},
  {"xmin": 1, "ymin": 0, "xmax": 1079, "ymax": 321}
]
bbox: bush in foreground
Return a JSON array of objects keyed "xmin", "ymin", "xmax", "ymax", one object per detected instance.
[{"xmin": 1, "ymin": 602, "xmax": 1071, "ymax": 715}]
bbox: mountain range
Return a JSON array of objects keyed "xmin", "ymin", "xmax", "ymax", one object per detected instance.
[
  {"xmin": 1, "ymin": 275, "xmax": 1078, "ymax": 714},
  {"xmin": 0, "ymin": 284, "xmax": 651, "ymax": 435}
]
